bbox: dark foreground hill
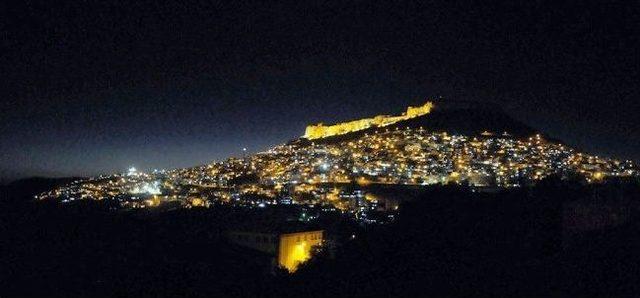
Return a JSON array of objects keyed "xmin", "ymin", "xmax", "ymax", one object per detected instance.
[{"xmin": 3, "ymin": 177, "xmax": 640, "ymax": 297}]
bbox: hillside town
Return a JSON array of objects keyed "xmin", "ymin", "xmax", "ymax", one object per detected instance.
[{"xmin": 38, "ymin": 122, "xmax": 636, "ymax": 220}]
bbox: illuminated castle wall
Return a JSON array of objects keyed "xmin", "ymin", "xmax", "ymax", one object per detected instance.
[{"xmin": 303, "ymin": 101, "xmax": 434, "ymax": 140}]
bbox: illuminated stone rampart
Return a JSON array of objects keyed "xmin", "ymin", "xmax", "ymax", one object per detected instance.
[{"xmin": 303, "ymin": 101, "xmax": 434, "ymax": 139}]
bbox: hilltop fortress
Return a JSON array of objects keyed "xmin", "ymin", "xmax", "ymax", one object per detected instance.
[{"xmin": 303, "ymin": 101, "xmax": 434, "ymax": 140}]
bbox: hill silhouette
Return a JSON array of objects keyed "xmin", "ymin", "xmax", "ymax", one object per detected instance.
[{"xmin": 0, "ymin": 177, "xmax": 83, "ymax": 203}]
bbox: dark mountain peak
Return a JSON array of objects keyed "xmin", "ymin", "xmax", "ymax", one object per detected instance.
[{"xmin": 408, "ymin": 104, "xmax": 536, "ymax": 137}]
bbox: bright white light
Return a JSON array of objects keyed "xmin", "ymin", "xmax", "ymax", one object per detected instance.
[
  {"xmin": 128, "ymin": 167, "xmax": 137, "ymax": 176},
  {"xmin": 130, "ymin": 181, "xmax": 161, "ymax": 195}
]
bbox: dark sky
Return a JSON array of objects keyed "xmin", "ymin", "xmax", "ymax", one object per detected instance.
[{"xmin": 1, "ymin": 1, "xmax": 639, "ymax": 182}]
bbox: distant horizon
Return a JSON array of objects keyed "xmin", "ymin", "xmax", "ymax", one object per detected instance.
[{"xmin": 3, "ymin": 103, "xmax": 638, "ymax": 184}]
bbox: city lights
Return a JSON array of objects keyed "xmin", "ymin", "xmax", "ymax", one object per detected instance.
[{"xmin": 36, "ymin": 102, "xmax": 637, "ymax": 219}]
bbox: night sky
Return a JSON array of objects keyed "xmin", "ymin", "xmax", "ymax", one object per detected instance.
[{"xmin": 1, "ymin": 1, "xmax": 638, "ymax": 182}]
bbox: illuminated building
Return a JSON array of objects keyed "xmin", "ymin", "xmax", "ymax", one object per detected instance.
[{"xmin": 228, "ymin": 229, "xmax": 324, "ymax": 272}]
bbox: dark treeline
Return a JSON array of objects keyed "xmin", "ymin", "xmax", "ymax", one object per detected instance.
[{"xmin": 2, "ymin": 177, "xmax": 640, "ymax": 297}]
